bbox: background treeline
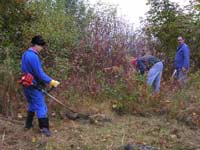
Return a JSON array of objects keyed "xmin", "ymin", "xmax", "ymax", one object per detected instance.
[{"xmin": 0, "ymin": 0, "xmax": 200, "ymax": 116}]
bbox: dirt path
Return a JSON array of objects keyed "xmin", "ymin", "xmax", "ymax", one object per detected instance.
[{"xmin": 1, "ymin": 112, "xmax": 200, "ymax": 150}]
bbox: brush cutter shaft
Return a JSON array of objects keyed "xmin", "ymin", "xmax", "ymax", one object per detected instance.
[
  {"xmin": 171, "ymin": 69, "xmax": 177, "ymax": 79},
  {"xmin": 41, "ymin": 89, "xmax": 76, "ymax": 113},
  {"xmin": 44, "ymin": 91, "xmax": 65, "ymax": 107}
]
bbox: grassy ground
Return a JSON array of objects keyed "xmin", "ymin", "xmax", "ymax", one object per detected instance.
[{"xmin": 0, "ymin": 100, "xmax": 200, "ymax": 150}]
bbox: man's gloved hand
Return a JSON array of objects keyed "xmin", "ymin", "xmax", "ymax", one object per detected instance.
[{"xmin": 49, "ymin": 80, "xmax": 60, "ymax": 88}]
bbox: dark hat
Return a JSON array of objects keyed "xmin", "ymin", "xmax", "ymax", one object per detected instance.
[{"xmin": 31, "ymin": 35, "xmax": 46, "ymax": 46}]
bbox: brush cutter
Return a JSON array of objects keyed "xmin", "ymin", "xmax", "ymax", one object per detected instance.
[
  {"xmin": 37, "ymin": 86, "xmax": 90, "ymax": 120},
  {"xmin": 19, "ymin": 73, "xmax": 89, "ymax": 120},
  {"xmin": 40, "ymin": 87, "xmax": 76, "ymax": 113}
]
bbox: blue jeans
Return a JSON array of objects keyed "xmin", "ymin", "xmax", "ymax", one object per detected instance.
[{"xmin": 147, "ymin": 62, "xmax": 163, "ymax": 93}]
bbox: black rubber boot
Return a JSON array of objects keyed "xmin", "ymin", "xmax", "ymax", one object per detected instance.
[
  {"xmin": 25, "ymin": 111, "xmax": 35, "ymax": 129},
  {"xmin": 38, "ymin": 118, "xmax": 51, "ymax": 136},
  {"xmin": 38, "ymin": 118, "xmax": 49, "ymax": 129}
]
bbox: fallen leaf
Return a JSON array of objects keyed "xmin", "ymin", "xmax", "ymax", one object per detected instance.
[
  {"xmin": 192, "ymin": 112, "xmax": 196, "ymax": 116},
  {"xmin": 17, "ymin": 113, "xmax": 23, "ymax": 119},
  {"xmin": 112, "ymin": 104, "xmax": 117, "ymax": 109},
  {"xmin": 170, "ymin": 134, "xmax": 177, "ymax": 139},
  {"xmin": 32, "ymin": 137, "xmax": 36, "ymax": 143}
]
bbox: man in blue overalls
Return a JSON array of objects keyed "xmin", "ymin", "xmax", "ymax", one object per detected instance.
[
  {"xmin": 131, "ymin": 55, "xmax": 164, "ymax": 93},
  {"xmin": 21, "ymin": 35, "xmax": 60, "ymax": 136},
  {"xmin": 174, "ymin": 36, "xmax": 190, "ymax": 87}
]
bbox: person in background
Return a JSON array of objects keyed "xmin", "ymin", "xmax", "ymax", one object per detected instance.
[
  {"xmin": 131, "ymin": 55, "xmax": 164, "ymax": 93},
  {"xmin": 21, "ymin": 35, "xmax": 60, "ymax": 136},
  {"xmin": 174, "ymin": 36, "xmax": 190, "ymax": 87}
]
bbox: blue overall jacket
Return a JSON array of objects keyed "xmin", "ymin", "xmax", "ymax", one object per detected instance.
[
  {"xmin": 21, "ymin": 48, "xmax": 52, "ymax": 118},
  {"xmin": 174, "ymin": 43, "xmax": 190, "ymax": 70}
]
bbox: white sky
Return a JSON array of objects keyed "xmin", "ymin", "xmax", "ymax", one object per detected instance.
[{"xmin": 89, "ymin": 0, "xmax": 190, "ymax": 27}]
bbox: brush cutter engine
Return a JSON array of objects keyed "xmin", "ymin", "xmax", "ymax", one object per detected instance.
[{"xmin": 18, "ymin": 73, "xmax": 34, "ymax": 87}]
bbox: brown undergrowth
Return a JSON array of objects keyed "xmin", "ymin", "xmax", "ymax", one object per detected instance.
[{"xmin": 1, "ymin": 71, "xmax": 200, "ymax": 149}]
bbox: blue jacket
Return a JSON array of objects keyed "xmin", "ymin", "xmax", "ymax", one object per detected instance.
[
  {"xmin": 174, "ymin": 43, "xmax": 190, "ymax": 70},
  {"xmin": 137, "ymin": 55, "xmax": 160, "ymax": 74},
  {"xmin": 21, "ymin": 48, "xmax": 52, "ymax": 85}
]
